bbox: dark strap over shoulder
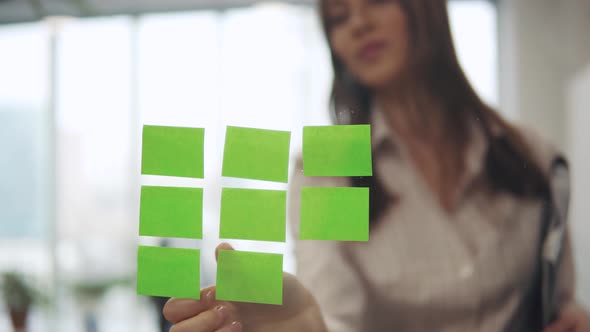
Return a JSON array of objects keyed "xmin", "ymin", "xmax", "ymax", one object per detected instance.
[{"xmin": 541, "ymin": 157, "xmax": 570, "ymax": 327}]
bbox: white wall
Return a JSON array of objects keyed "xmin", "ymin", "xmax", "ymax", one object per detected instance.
[
  {"xmin": 567, "ymin": 64, "xmax": 590, "ymax": 308},
  {"xmin": 498, "ymin": 0, "xmax": 590, "ymax": 149},
  {"xmin": 498, "ymin": 0, "xmax": 590, "ymax": 305}
]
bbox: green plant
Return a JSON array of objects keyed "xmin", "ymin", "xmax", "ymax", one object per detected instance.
[
  {"xmin": 70, "ymin": 276, "xmax": 134, "ymax": 301},
  {"xmin": 1, "ymin": 272, "xmax": 46, "ymax": 312}
]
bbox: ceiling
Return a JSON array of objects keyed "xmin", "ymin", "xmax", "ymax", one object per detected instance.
[{"xmin": 0, "ymin": 0, "xmax": 316, "ymax": 24}]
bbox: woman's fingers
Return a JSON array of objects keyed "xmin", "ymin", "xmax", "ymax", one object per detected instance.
[
  {"xmin": 170, "ymin": 305, "xmax": 236, "ymax": 332},
  {"xmin": 215, "ymin": 242, "xmax": 235, "ymax": 261},
  {"xmin": 165, "ymin": 243, "xmax": 245, "ymax": 332},
  {"xmin": 164, "ymin": 286, "xmax": 216, "ymax": 323}
]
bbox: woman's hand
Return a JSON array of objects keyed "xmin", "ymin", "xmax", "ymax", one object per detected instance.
[
  {"xmin": 163, "ymin": 243, "xmax": 327, "ymax": 332},
  {"xmin": 544, "ymin": 302, "xmax": 590, "ymax": 332}
]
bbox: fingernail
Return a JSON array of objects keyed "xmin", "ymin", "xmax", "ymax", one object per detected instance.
[
  {"xmin": 215, "ymin": 305, "xmax": 228, "ymax": 321},
  {"xmin": 205, "ymin": 290, "xmax": 214, "ymax": 303},
  {"xmin": 229, "ymin": 321, "xmax": 243, "ymax": 332}
]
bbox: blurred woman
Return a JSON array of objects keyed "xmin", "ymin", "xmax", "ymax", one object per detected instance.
[{"xmin": 162, "ymin": 0, "xmax": 589, "ymax": 331}]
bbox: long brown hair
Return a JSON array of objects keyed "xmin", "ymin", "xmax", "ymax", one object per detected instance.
[{"xmin": 319, "ymin": 0, "xmax": 549, "ymax": 224}]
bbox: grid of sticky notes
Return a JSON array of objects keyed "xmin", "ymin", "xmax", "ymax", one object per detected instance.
[
  {"xmin": 216, "ymin": 250, "xmax": 283, "ymax": 305},
  {"xmin": 300, "ymin": 125, "xmax": 371, "ymax": 241},
  {"xmin": 220, "ymin": 188, "xmax": 287, "ymax": 242},
  {"xmin": 142, "ymin": 125, "xmax": 205, "ymax": 178},
  {"xmin": 139, "ymin": 186, "xmax": 203, "ymax": 239},
  {"xmin": 216, "ymin": 126, "xmax": 290, "ymax": 304},
  {"xmin": 138, "ymin": 125, "xmax": 205, "ymax": 300},
  {"xmin": 137, "ymin": 246, "xmax": 201, "ymax": 299},
  {"xmin": 222, "ymin": 126, "xmax": 291, "ymax": 183},
  {"xmin": 136, "ymin": 124, "xmax": 371, "ymax": 304}
]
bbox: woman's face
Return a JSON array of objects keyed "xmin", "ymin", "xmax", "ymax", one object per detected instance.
[{"xmin": 325, "ymin": 0, "xmax": 410, "ymax": 90}]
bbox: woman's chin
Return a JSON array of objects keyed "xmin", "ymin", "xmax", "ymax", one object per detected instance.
[
  {"xmin": 355, "ymin": 64, "xmax": 404, "ymax": 91},
  {"xmin": 358, "ymin": 74, "xmax": 399, "ymax": 91}
]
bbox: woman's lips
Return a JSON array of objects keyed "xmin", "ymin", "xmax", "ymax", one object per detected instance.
[{"xmin": 358, "ymin": 40, "xmax": 387, "ymax": 62}]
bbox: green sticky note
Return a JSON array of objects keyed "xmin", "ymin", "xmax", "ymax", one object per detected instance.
[
  {"xmin": 216, "ymin": 250, "xmax": 283, "ymax": 305},
  {"xmin": 222, "ymin": 126, "xmax": 291, "ymax": 183},
  {"xmin": 303, "ymin": 125, "xmax": 372, "ymax": 176},
  {"xmin": 137, "ymin": 246, "xmax": 200, "ymax": 299},
  {"xmin": 220, "ymin": 188, "xmax": 286, "ymax": 242},
  {"xmin": 299, "ymin": 186, "xmax": 369, "ymax": 241},
  {"xmin": 139, "ymin": 186, "xmax": 203, "ymax": 239},
  {"xmin": 142, "ymin": 125, "xmax": 204, "ymax": 178}
]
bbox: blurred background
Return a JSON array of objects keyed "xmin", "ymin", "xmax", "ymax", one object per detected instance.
[{"xmin": 0, "ymin": 0, "xmax": 588, "ymax": 331}]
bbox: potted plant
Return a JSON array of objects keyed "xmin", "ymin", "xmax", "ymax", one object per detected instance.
[
  {"xmin": 1, "ymin": 272, "xmax": 44, "ymax": 332},
  {"xmin": 70, "ymin": 276, "xmax": 134, "ymax": 332}
]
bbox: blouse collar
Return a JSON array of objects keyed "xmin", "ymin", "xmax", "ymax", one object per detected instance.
[{"xmin": 370, "ymin": 105, "xmax": 491, "ymax": 205}]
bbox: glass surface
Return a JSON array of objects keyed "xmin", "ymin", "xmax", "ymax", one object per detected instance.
[{"xmin": 0, "ymin": 2, "xmax": 510, "ymax": 330}]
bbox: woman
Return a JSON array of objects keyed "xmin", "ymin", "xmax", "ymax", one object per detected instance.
[{"xmin": 162, "ymin": 0, "xmax": 589, "ymax": 331}]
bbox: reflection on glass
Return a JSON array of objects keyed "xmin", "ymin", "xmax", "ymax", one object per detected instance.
[{"xmin": 0, "ymin": 2, "xmax": 500, "ymax": 330}]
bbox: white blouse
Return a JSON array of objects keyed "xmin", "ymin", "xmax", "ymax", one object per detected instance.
[{"xmin": 287, "ymin": 109, "xmax": 574, "ymax": 331}]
